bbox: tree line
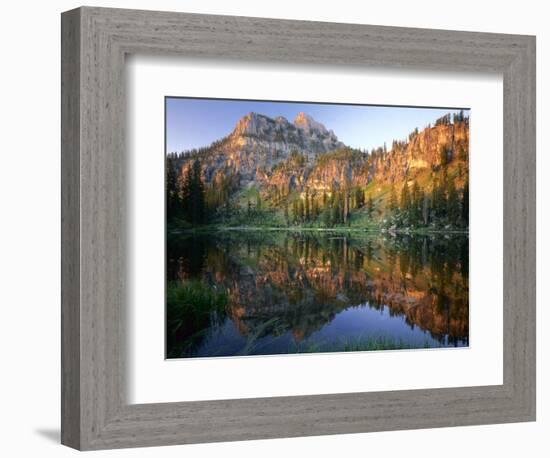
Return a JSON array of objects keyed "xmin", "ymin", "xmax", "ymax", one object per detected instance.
[
  {"xmin": 282, "ymin": 186, "xmax": 374, "ymax": 227},
  {"xmin": 167, "ymin": 157, "xmax": 207, "ymax": 225},
  {"xmin": 386, "ymin": 171, "xmax": 468, "ymax": 229}
]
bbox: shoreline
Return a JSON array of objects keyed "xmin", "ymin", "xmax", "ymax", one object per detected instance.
[{"xmin": 167, "ymin": 225, "xmax": 469, "ymax": 236}]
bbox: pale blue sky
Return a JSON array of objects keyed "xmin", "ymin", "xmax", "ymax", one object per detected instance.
[{"xmin": 166, "ymin": 97, "xmax": 469, "ymax": 154}]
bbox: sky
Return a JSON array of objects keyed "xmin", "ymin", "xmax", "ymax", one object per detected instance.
[{"xmin": 166, "ymin": 97, "xmax": 469, "ymax": 154}]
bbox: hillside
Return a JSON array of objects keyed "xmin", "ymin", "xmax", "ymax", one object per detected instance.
[{"xmin": 166, "ymin": 110, "xmax": 469, "ymax": 231}]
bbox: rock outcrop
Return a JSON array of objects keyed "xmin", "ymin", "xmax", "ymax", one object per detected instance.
[
  {"xmin": 175, "ymin": 111, "xmax": 469, "ymax": 204},
  {"xmin": 184, "ymin": 112, "xmax": 344, "ymax": 185}
]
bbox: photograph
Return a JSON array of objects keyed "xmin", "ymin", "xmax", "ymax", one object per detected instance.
[{"xmin": 165, "ymin": 98, "xmax": 470, "ymax": 359}]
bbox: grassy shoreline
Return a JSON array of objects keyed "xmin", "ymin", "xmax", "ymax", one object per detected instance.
[{"xmin": 289, "ymin": 336, "xmax": 437, "ymax": 354}]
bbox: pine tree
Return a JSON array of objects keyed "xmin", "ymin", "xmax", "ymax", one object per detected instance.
[
  {"xmin": 183, "ymin": 159, "xmax": 206, "ymax": 225},
  {"xmin": 343, "ymin": 190, "xmax": 350, "ymax": 225},
  {"xmin": 166, "ymin": 158, "xmax": 181, "ymax": 218},
  {"xmin": 446, "ymin": 179, "xmax": 460, "ymax": 225},
  {"xmin": 192, "ymin": 159, "xmax": 206, "ymax": 224},
  {"xmin": 422, "ymin": 192, "xmax": 430, "ymax": 225},
  {"xmin": 297, "ymin": 199, "xmax": 305, "ymax": 223},
  {"xmin": 400, "ymin": 181, "xmax": 411, "ymax": 212},
  {"xmin": 431, "ymin": 176, "xmax": 447, "ymax": 220},
  {"xmin": 311, "ymin": 198, "xmax": 319, "ymax": 222},
  {"xmin": 439, "ymin": 144, "xmax": 448, "ymax": 168},
  {"xmin": 411, "ymin": 181, "xmax": 421, "ymax": 224},
  {"xmin": 354, "ymin": 187, "xmax": 364, "ymax": 209},
  {"xmin": 389, "ymin": 184, "xmax": 398, "ymax": 212},
  {"xmin": 323, "ymin": 206, "xmax": 331, "ymax": 227},
  {"xmin": 331, "ymin": 197, "xmax": 341, "ymax": 226},
  {"xmin": 284, "ymin": 199, "xmax": 290, "ymax": 226},
  {"xmin": 367, "ymin": 196, "xmax": 374, "ymax": 216},
  {"xmin": 304, "ymin": 190, "xmax": 310, "ymax": 222},
  {"xmin": 411, "ymin": 181, "xmax": 420, "ymax": 206},
  {"xmin": 180, "ymin": 165, "xmax": 192, "ymax": 217},
  {"xmin": 292, "ymin": 198, "xmax": 299, "ymax": 224},
  {"xmin": 256, "ymin": 192, "xmax": 262, "ymax": 211}
]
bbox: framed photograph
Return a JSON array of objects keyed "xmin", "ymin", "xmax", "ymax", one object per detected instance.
[{"xmin": 61, "ymin": 6, "xmax": 536, "ymax": 450}]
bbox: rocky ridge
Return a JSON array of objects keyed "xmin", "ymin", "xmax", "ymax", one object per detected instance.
[{"xmin": 175, "ymin": 111, "xmax": 469, "ymax": 206}]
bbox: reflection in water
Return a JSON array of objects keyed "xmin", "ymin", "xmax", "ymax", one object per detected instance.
[{"xmin": 166, "ymin": 231, "xmax": 469, "ymax": 358}]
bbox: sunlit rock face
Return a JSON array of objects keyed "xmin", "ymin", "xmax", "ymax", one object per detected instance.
[
  {"xmin": 370, "ymin": 121, "xmax": 470, "ymax": 185},
  {"xmin": 179, "ymin": 112, "xmax": 345, "ymax": 185},
  {"xmin": 293, "ymin": 111, "xmax": 342, "ymax": 151},
  {"xmin": 232, "ymin": 111, "xmax": 343, "ymax": 158},
  {"xmin": 175, "ymin": 111, "xmax": 469, "ymax": 202}
]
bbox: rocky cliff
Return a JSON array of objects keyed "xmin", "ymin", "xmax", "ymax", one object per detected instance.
[
  {"xmin": 183, "ymin": 111, "xmax": 345, "ymax": 185},
  {"xmin": 173, "ymin": 110, "xmax": 469, "ymax": 218}
]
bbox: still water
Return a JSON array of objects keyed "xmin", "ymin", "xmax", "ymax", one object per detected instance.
[{"xmin": 166, "ymin": 231, "xmax": 469, "ymax": 358}]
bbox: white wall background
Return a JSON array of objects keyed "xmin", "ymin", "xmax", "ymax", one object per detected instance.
[{"xmin": 0, "ymin": 1, "xmax": 546, "ymax": 456}]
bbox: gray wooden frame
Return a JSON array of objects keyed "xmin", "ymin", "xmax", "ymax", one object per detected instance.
[{"xmin": 61, "ymin": 6, "xmax": 536, "ymax": 451}]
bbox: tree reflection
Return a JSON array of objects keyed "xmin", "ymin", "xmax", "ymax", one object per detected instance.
[{"xmin": 167, "ymin": 231, "xmax": 469, "ymax": 356}]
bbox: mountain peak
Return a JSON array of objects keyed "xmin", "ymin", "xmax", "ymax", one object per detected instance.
[
  {"xmin": 227, "ymin": 111, "xmax": 344, "ymax": 173},
  {"xmin": 294, "ymin": 111, "xmax": 312, "ymax": 124},
  {"xmin": 241, "ymin": 111, "xmax": 266, "ymax": 124},
  {"xmin": 233, "ymin": 112, "xmax": 266, "ymax": 136},
  {"xmin": 293, "ymin": 112, "xmax": 328, "ymax": 135},
  {"xmin": 294, "ymin": 111, "xmax": 313, "ymax": 124}
]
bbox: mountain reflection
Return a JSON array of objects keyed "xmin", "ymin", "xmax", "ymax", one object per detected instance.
[{"xmin": 166, "ymin": 231, "xmax": 469, "ymax": 358}]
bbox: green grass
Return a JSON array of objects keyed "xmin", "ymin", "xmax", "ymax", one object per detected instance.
[
  {"xmin": 341, "ymin": 336, "xmax": 415, "ymax": 352},
  {"xmin": 291, "ymin": 336, "xmax": 436, "ymax": 353},
  {"xmin": 166, "ymin": 280, "xmax": 228, "ymax": 357},
  {"xmin": 224, "ymin": 207, "xmax": 287, "ymax": 228},
  {"xmin": 348, "ymin": 210, "xmax": 381, "ymax": 230},
  {"xmin": 167, "ymin": 280, "xmax": 227, "ymax": 329}
]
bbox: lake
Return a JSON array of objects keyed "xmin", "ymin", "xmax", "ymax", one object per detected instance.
[{"xmin": 166, "ymin": 230, "xmax": 469, "ymax": 358}]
